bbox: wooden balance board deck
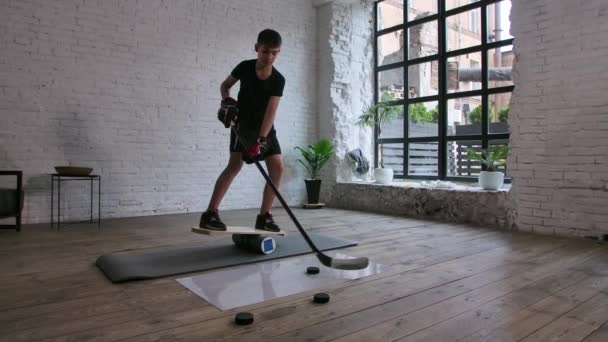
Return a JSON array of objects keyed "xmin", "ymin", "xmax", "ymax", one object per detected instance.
[{"xmin": 191, "ymin": 226, "xmax": 287, "ymax": 236}]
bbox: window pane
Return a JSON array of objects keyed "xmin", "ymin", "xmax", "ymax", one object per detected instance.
[
  {"xmin": 488, "ymin": 46, "xmax": 514, "ymax": 88},
  {"xmin": 380, "ymin": 142, "xmax": 404, "ymax": 177},
  {"xmin": 447, "ymin": 9, "xmax": 481, "ymax": 52},
  {"xmin": 378, "ymin": 30, "xmax": 404, "ymax": 66},
  {"xmin": 408, "ymin": 20, "xmax": 438, "ymax": 60},
  {"xmin": 408, "ymin": 101, "xmax": 438, "ymax": 138},
  {"xmin": 446, "ymin": 0, "xmax": 479, "ymax": 11},
  {"xmin": 377, "ymin": 0, "xmax": 404, "ymax": 31},
  {"xmin": 408, "ymin": 61, "xmax": 439, "ymax": 98},
  {"xmin": 489, "ymin": 92, "xmax": 511, "ymax": 134},
  {"xmin": 378, "ymin": 68, "xmax": 404, "ymax": 100},
  {"xmin": 379, "ymin": 104, "xmax": 405, "ymax": 139},
  {"xmin": 408, "ymin": 142, "xmax": 438, "ymax": 176},
  {"xmin": 487, "ymin": 0, "xmax": 513, "ymax": 42},
  {"xmin": 447, "ymin": 96, "xmax": 481, "ymax": 135},
  {"xmin": 448, "ymin": 140, "xmax": 509, "ymax": 177},
  {"xmin": 448, "ymin": 140, "xmax": 482, "ymax": 177},
  {"xmin": 407, "ymin": 0, "xmax": 437, "ymax": 21},
  {"xmin": 447, "ymin": 51, "xmax": 482, "ymax": 93}
]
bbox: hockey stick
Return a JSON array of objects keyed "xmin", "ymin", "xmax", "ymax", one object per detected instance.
[{"xmin": 233, "ymin": 126, "xmax": 369, "ymax": 270}]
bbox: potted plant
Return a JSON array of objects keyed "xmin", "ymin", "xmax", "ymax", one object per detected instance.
[
  {"xmin": 466, "ymin": 145, "xmax": 509, "ymax": 190},
  {"xmin": 294, "ymin": 138, "xmax": 335, "ymax": 204},
  {"xmin": 356, "ymin": 92, "xmax": 403, "ymax": 184}
]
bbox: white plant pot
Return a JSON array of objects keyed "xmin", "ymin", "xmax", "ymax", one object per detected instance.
[
  {"xmin": 374, "ymin": 168, "xmax": 394, "ymax": 184},
  {"xmin": 479, "ymin": 171, "xmax": 505, "ymax": 190}
]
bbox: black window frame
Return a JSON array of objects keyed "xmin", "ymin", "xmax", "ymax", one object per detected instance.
[{"xmin": 373, "ymin": 0, "xmax": 514, "ymax": 182}]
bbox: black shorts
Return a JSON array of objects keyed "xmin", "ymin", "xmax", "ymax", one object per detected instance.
[{"xmin": 230, "ymin": 129, "xmax": 282, "ymax": 158}]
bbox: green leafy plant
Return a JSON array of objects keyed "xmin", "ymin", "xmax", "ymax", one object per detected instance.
[
  {"xmin": 409, "ymin": 103, "xmax": 438, "ymax": 123},
  {"xmin": 498, "ymin": 105, "xmax": 509, "ymax": 123},
  {"xmin": 357, "ymin": 91, "xmax": 403, "ymax": 168},
  {"xmin": 468, "ymin": 104, "xmax": 495, "ymax": 125},
  {"xmin": 468, "ymin": 104, "xmax": 510, "ymax": 125},
  {"xmin": 357, "ymin": 102, "xmax": 403, "ymax": 129},
  {"xmin": 294, "ymin": 138, "xmax": 335, "ymax": 179},
  {"xmin": 427, "ymin": 105, "xmax": 439, "ymax": 123},
  {"xmin": 357, "ymin": 92, "xmax": 403, "ymax": 129},
  {"xmin": 466, "ymin": 145, "xmax": 509, "ymax": 172}
]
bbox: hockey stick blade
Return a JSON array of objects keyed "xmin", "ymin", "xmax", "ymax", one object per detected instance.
[{"xmin": 317, "ymin": 253, "xmax": 370, "ymax": 270}]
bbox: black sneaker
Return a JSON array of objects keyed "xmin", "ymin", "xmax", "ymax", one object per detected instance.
[
  {"xmin": 255, "ymin": 212, "xmax": 280, "ymax": 232},
  {"xmin": 200, "ymin": 211, "xmax": 227, "ymax": 231}
]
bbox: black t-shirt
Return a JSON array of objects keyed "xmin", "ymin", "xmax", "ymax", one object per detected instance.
[{"xmin": 231, "ymin": 59, "xmax": 285, "ymax": 133}]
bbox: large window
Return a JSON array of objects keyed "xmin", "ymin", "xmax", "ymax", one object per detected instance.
[{"xmin": 374, "ymin": 0, "xmax": 513, "ymax": 180}]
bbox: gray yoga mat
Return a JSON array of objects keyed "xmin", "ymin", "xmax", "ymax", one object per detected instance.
[{"xmin": 96, "ymin": 233, "xmax": 357, "ymax": 283}]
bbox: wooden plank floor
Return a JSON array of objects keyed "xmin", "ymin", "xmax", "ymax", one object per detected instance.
[{"xmin": 1, "ymin": 207, "xmax": 607, "ymax": 342}]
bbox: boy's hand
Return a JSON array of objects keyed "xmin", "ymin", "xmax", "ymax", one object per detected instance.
[
  {"xmin": 221, "ymin": 97, "xmax": 238, "ymax": 109},
  {"xmin": 242, "ymin": 137, "xmax": 269, "ymax": 164},
  {"xmin": 246, "ymin": 142, "xmax": 261, "ymax": 158},
  {"xmin": 217, "ymin": 97, "xmax": 238, "ymax": 128}
]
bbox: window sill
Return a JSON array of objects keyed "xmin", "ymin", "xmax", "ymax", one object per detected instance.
[
  {"xmin": 340, "ymin": 179, "xmax": 511, "ymax": 193},
  {"xmin": 330, "ymin": 180, "xmax": 514, "ymax": 229}
]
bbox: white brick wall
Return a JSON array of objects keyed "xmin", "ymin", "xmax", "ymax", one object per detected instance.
[
  {"xmin": 509, "ymin": 0, "xmax": 608, "ymax": 237},
  {"xmin": 316, "ymin": 0, "xmax": 374, "ymax": 204},
  {"xmin": 0, "ymin": 0, "xmax": 317, "ymax": 224}
]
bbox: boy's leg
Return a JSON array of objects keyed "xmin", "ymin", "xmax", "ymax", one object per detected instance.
[
  {"xmin": 255, "ymin": 154, "xmax": 284, "ymax": 232},
  {"xmin": 201, "ymin": 152, "xmax": 244, "ymax": 230},
  {"xmin": 260, "ymin": 154, "xmax": 284, "ymax": 214},
  {"xmin": 207, "ymin": 152, "xmax": 244, "ymax": 212}
]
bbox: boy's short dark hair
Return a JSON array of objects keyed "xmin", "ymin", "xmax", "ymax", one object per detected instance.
[{"xmin": 257, "ymin": 29, "xmax": 282, "ymax": 48}]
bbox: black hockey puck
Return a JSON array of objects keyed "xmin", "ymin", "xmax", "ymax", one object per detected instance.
[
  {"xmin": 313, "ymin": 292, "xmax": 330, "ymax": 304},
  {"xmin": 235, "ymin": 312, "xmax": 254, "ymax": 325},
  {"xmin": 306, "ymin": 266, "xmax": 320, "ymax": 275}
]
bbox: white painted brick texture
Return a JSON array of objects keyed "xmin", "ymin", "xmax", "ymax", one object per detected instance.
[
  {"xmin": 317, "ymin": 0, "xmax": 374, "ymax": 204},
  {"xmin": 0, "ymin": 0, "xmax": 316, "ymax": 223},
  {"xmin": 509, "ymin": 0, "xmax": 608, "ymax": 237}
]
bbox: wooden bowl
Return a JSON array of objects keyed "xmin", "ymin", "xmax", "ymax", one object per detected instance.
[{"xmin": 54, "ymin": 166, "xmax": 93, "ymax": 176}]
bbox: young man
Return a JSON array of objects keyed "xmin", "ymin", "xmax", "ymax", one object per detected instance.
[{"xmin": 200, "ymin": 29, "xmax": 285, "ymax": 232}]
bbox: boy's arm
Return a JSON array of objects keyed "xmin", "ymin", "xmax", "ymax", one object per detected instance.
[
  {"xmin": 259, "ymin": 96, "xmax": 281, "ymax": 138},
  {"xmin": 220, "ymin": 75, "xmax": 238, "ymax": 99}
]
